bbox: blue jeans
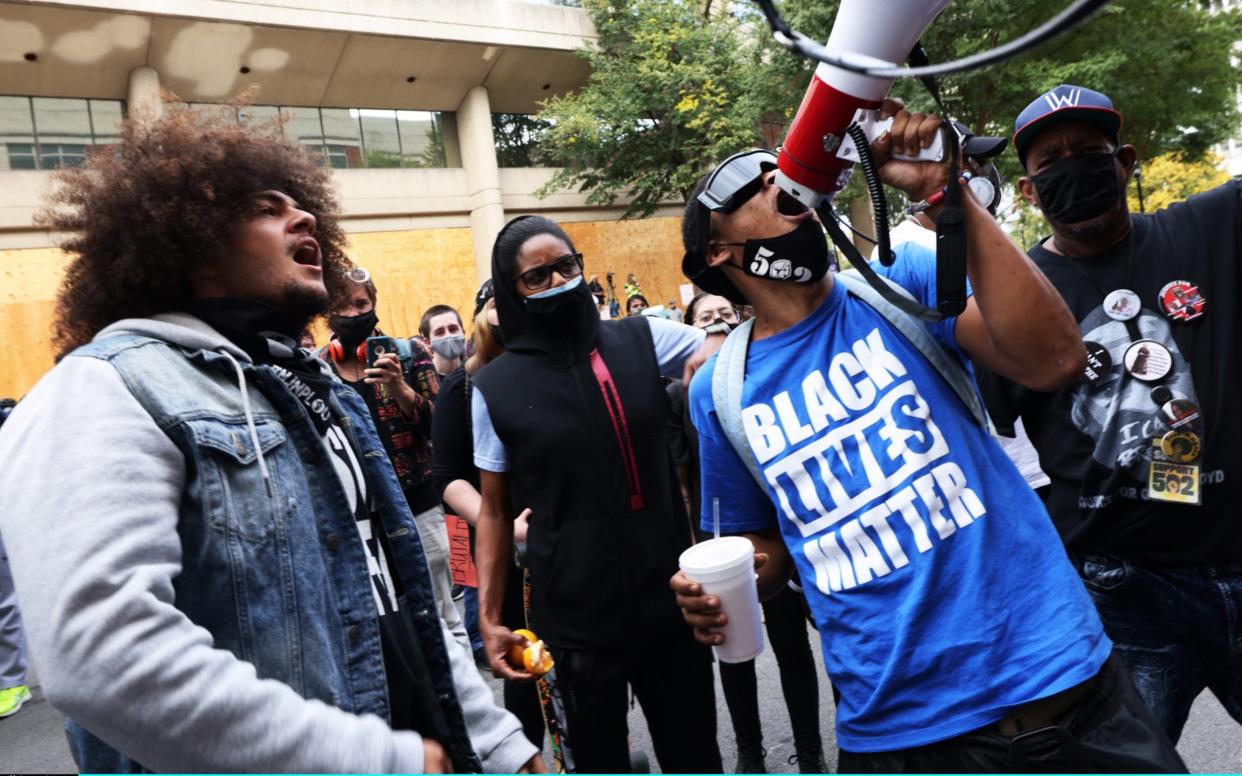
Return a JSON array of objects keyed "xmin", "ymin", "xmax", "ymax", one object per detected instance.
[
  {"xmin": 1073, "ymin": 553, "xmax": 1242, "ymax": 743},
  {"xmin": 463, "ymin": 586, "xmax": 483, "ymax": 653}
]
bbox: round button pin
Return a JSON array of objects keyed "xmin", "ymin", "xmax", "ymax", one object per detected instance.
[
  {"xmin": 1123, "ymin": 339, "xmax": 1173, "ymax": 382},
  {"xmin": 1158, "ymin": 280, "xmax": 1205, "ymax": 322},
  {"xmin": 1104, "ymin": 289, "xmax": 1141, "ymax": 321},
  {"xmin": 1083, "ymin": 341, "xmax": 1112, "ymax": 386},
  {"xmin": 1160, "ymin": 430, "xmax": 1201, "ymax": 463},
  {"xmin": 1161, "ymin": 399, "xmax": 1202, "ymax": 430},
  {"xmin": 1149, "ymin": 386, "xmax": 1173, "ymax": 406}
]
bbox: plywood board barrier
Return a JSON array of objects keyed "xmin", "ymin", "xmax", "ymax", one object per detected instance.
[
  {"xmin": 559, "ymin": 216, "xmax": 689, "ymax": 314},
  {"xmin": 0, "ymin": 216, "xmax": 686, "ymax": 400}
]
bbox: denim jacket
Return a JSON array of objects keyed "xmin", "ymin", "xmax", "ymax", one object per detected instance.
[{"xmin": 0, "ymin": 315, "xmax": 534, "ymax": 773}]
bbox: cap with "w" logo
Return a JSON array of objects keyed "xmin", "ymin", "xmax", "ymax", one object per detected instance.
[{"xmin": 1012, "ymin": 84, "xmax": 1123, "ymax": 166}]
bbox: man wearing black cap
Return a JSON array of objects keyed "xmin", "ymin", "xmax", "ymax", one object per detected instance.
[
  {"xmin": 670, "ymin": 101, "xmax": 1186, "ymax": 771},
  {"xmin": 979, "ymin": 84, "xmax": 1242, "ymax": 744}
]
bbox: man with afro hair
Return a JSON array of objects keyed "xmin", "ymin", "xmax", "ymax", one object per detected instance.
[{"xmin": 0, "ymin": 104, "xmax": 542, "ymax": 774}]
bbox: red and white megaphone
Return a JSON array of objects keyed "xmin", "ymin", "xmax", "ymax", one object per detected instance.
[{"xmin": 775, "ymin": 0, "xmax": 952, "ymax": 209}]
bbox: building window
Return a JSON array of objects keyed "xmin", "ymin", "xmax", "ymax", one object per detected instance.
[
  {"xmin": 320, "ymin": 108, "xmax": 365, "ymax": 169},
  {"xmin": 360, "ymin": 109, "xmax": 402, "ymax": 168},
  {"xmin": 5, "ymin": 144, "xmax": 37, "ymax": 170},
  {"xmin": 37, "ymin": 144, "xmax": 88, "ymax": 169},
  {"xmin": 198, "ymin": 104, "xmax": 455, "ymax": 169},
  {"xmin": 0, "ymin": 95, "xmax": 125, "ymax": 170},
  {"xmin": 238, "ymin": 105, "xmax": 279, "ymax": 125},
  {"xmin": 279, "ymin": 106, "xmax": 327, "ymax": 166},
  {"xmin": 90, "ymin": 101, "xmax": 124, "ymax": 145},
  {"xmin": 397, "ymin": 111, "xmax": 448, "ymax": 168}
]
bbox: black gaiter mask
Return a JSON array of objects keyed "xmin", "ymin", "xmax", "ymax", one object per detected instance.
[
  {"xmin": 1031, "ymin": 150, "xmax": 1126, "ymax": 225},
  {"xmin": 524, "ymin": 279, "xmax": 594, "ymax": 326},
  {"xmin": 741, "ymin": 219, "xmax": 829, "ymax": 285},
  {"xmin": 329, "ymin": 310, "xmax": 378, "ymax": 351},
  {"xmin": 489, "ymin": 324, "xmax": 505, "ymax": 349}
]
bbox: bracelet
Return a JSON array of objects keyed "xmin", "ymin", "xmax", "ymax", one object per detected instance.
[{"xmin": 907, "ymin": 171, "xmax": 973, "ymax": 215}]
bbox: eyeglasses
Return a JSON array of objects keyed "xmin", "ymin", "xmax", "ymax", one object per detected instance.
[
  {"xmin": 342, "ymin": 267, "xmax": 371, "ymax": 284},
  {"xmin": 698, "ymin": 149, "xmax": 778, "ymax": 214},
  {"xmin": 517, "ymin": 253, "xmax": 584, "ymax": 292},
  {"xmin": 693, "ymin": 306, "xmax": 740, "ymax": 327}
]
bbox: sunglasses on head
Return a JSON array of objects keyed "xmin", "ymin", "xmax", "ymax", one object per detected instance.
[
  {"xmin": 517, "ymin": 253, "xmax": 584, "ymax": 292},
  {"xmin": 685, "ymin": 150, "xmax": 780, "ymax": 276},
  {"xmin": 697, "ymin": 149, "xmax": 778, "ymax": 214}
]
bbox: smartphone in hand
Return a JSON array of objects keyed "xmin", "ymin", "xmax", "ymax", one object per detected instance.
[{"xmin": 365, "ymin": 336, "xmax": 398, "ymax": 368}]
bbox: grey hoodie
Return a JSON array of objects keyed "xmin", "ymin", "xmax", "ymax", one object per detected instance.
[{"xmin": 0, "ymin": 314, "xmax": 537, "ymax": 773}]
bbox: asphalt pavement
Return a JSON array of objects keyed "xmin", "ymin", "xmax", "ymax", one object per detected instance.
[{"xmin": 2, "ymin": 633, "xmax": 1240, "ymax": 774}]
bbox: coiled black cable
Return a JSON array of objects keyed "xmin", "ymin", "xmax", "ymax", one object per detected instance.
[{"xmin": 845, "ymin": 122, "xmax": 892, "ymax": 266}]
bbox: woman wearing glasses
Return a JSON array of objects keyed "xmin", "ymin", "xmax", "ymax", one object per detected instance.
[
  {"xmin": 472, "ymin": 216, "xmax": 722, "ymax": 774},
  {"xmin": 668, "ymin": 293, "xmax": 827, "ymax": 774}
]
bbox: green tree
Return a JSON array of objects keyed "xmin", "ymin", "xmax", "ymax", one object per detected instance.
[
  {"xmin": 536, "ymin": 0, "xmax": 773, "ymax": 215},
  {"xmin": 366, "ymin": 149, "xmax": 403, "ymax": 168},
  {"xmin": 536, "ymin": 0, "xmax": 1240, "ymax": 219},
  {"xmin": 1130, "ymin": 151, "xmax": 1231, "ymax": 213},
  {"xmin": 492, "ymin": 113, "xmax": 555, "ymax": 167},
  {"xmin": 890, "ymin": 0, "xmax": 1242, "ymax": 184}
]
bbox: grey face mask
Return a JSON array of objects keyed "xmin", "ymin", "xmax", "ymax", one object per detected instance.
[{"xmin": 431, "ymin": 334, "xmax": 466, "ymax": 360}]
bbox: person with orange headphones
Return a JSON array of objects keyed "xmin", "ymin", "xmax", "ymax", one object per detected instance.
[{"xmin": 321, "ymin": 267, "xmax": 469, "ymax": 654}]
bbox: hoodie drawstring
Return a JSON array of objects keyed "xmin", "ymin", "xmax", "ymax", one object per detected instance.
[{"xmin": 221, "ymin": 351, "xmax": 274, "ymax": 498}]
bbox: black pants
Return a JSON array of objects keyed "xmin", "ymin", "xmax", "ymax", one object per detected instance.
[
  {"xmin": 550, "ymin": 626, "xmax": 722, "ymax": 774},
  {"xmin": 718, "ymin": 585, "xmax": 823, "ymax": 754},
  {"xmin": 838, "ymin": 654, "xmax": 1186, "ymax": 773}
]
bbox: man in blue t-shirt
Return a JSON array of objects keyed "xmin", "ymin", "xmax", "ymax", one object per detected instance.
[{"xmin": 670, "ymin": 101, "xmax": 1184, "ymax": 772}]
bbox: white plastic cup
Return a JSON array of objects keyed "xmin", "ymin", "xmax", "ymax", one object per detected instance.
[{"xmin": 678, "ymin": 536, "xmax": 765, "ymax": 663}]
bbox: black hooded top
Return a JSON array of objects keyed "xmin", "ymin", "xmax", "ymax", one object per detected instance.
[{"xmin": 473, "ymin": 250, "xmax": 691, "ymax": 650}]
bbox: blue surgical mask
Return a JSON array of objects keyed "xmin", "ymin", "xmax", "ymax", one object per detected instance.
[{"xmin": 525, "ymin": 275, "xmax": 584, "ymax": 301}]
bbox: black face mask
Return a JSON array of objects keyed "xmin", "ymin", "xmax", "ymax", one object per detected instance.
[
  {"xmin": 740, "ymin": 219, "xmax": 829, "ymax": 285},
  {"xmin": 329, "ymin": 310, "xmax": 378, "ymax": 350},
  {"xmin": 489, "ymin": 323, "xmax": 505, "ymax": 349},
  {"xmin": 1031, "ymin": 150, "xmax": 1126, "ymax": 225},
  {"xmin": 524, "ymin": 278, "xmax": 593, "ymax": 326},
  {"xmin": 702, "ymin": 318, "xmax": 735, "ymax": 336}
]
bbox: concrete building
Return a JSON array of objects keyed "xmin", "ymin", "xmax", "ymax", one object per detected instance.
[{"xmin": 0, "ymin": 0, "xmax": 688, "ymax": 397}]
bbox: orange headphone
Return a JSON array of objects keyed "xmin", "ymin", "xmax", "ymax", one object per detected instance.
[{"xmin": 327, "ymin": 340, "xmax": 368, "ymax": 363}]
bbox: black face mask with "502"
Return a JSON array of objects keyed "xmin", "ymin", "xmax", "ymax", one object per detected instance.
[{"xmin": 740, "ymin": 218, "xmax": 831, "ymax": 285}]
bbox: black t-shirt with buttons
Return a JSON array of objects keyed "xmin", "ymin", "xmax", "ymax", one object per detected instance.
[{"xmin": 979, "ymin": 180, "xmax": 1241, "ymax": 566}]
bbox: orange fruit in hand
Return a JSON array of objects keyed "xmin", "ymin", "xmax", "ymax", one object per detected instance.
[
  {"xmin": 507, "ymin": 628, "xmax": 537, "ymax": 667},
  {"xmin": 506, "ymin": 628, "xmax": 554, "ymax": 676},
  {"xmin": 522, "ymin": 639, "xmax": 555, "ymax": 676}
]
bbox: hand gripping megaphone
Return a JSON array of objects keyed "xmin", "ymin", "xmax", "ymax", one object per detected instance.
[{"xmin": 775, "ymin": 0, "xmax": 952, "ymax": 209}]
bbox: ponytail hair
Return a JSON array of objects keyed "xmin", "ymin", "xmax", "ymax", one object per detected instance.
[{"xmin": 465, "ymin": 306, "xmax": 503, "ymax": 375}]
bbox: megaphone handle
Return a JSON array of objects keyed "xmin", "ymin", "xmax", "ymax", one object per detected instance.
[{"xmin": 840, "ymin": 110, "xmax": 945, "ymax": 163}]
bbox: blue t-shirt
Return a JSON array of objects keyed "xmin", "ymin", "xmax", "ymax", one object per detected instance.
[{"xmin": 689, "ymin": 244, "xmax": 1110, "ymax": 753}]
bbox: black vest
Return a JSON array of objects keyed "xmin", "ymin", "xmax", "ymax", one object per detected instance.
[{"xmin": 475, "ymin": 317, "xmax": 691, "ymax": 650}]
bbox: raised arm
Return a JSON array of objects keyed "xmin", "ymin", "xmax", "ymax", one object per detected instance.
[
  {"xmin": 873, "ymin": 100, "xmax": 1085, "ymax": 391},
  {"xmin": 951, "ymin": 194, "xmax": 1085, "ymax": 390}
]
